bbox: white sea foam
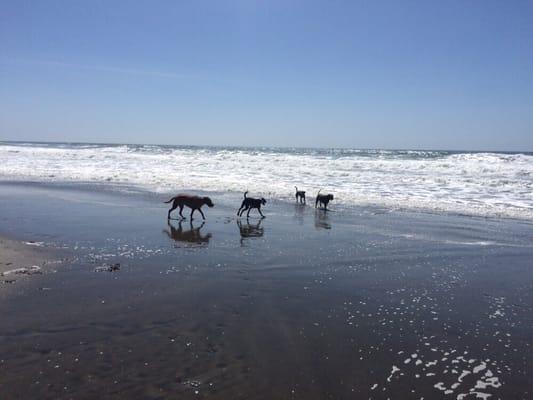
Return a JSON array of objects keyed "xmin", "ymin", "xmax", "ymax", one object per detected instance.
[{"xmin": 1, "ymin": 142, "xmax": 533, "ymax": 220}]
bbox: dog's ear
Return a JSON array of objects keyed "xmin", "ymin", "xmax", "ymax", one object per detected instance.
[
  {"xmin": 262, "ymin": 198, "xmax": 267, "ymax": 204},
  {"xmin": 330, "ymin": 194, "xmax": 334, "ymax": 200}
]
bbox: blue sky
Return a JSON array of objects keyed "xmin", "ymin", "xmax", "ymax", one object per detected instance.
[{"xmin": 1, "ymin": 0, "xmax": 532, "ymax": 150}]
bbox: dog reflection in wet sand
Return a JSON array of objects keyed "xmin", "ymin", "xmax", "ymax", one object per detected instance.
[
  {"xmin": 163, "ymin": 220, "xmax": 212, "ymax": 245},
  {"xmin": 237, "ymin": 218, "xmax": 264, "ymax": 245},
  {"xmin": 314, "ymin": 209, "xmax": 332, "ymax": 230}
]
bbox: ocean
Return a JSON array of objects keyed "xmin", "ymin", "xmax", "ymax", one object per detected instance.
[{"xmin": 1, "ymin": 141, "xmax": 532, "ymax": 220}]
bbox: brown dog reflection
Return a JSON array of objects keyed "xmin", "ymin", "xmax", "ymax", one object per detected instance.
[
  {"xmin": 237, "ymin": 218, "xmax": 264, "ymax": 245},
  {"xmin": 163, "ymin": 220, "xmax": 212, "ymax": 246}
]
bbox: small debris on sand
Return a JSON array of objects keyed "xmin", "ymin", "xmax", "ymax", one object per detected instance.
[
  {"xmin": 95, "ymin": 263, "xmax": 121, "ymax": 272},
  {"xmin": 1, "ymin": 266, "xmax": 42, "ymax": 276}
]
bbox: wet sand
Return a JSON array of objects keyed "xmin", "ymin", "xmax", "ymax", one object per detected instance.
[
  {"xmin": 1, "ymin": 182, "xmax": 532, "ymax": 399},
  {"xmin": 0, "ymin": 235, "xmax": 66, "ymax": 293}
]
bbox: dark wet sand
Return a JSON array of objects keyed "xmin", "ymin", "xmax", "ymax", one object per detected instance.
[{"xmin": 1, "ymin": 182, "xmax": 532, "ymax": 399}]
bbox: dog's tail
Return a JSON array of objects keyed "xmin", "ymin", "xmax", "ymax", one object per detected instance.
[
  {"xmin": 295, "ymin": 186, "xmax": 298, "ymax": 192},
  {"xmin": 164, "ymin": 196, "xmax": 176, "ymax": 204},
  {"xmin": 244, "ymin": 191, "xmax": 248, "ymax": 199}
]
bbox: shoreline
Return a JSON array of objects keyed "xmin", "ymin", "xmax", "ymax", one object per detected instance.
[
  {"xmin": 2, "ymin": 179, "xmax": 533, "ymax": 225},
  {"xmin": 2, "ymin": 142, "xmax": 532, "ymax": 221}
]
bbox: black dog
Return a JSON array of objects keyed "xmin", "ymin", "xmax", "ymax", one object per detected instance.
[
  {"xmin": 315, "ymin": 190, "xmax": 334, "ymax": 210},
  {"xmin": 237, "ymin": 191, "xmax": 266, "ymax": 218},
  {"xmin": 295, "ymin": 186, "xmax": 306, "ymax": 203}
]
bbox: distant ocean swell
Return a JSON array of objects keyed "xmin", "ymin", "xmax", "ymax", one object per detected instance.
[{"xmin": 1, "ymin": 142, "xmax": 532, "ymax": 220}]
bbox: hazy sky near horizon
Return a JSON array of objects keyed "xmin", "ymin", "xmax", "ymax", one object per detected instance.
[{"xmin": 1, "ymin": 1, "xmax": 532, "ymax": 150}]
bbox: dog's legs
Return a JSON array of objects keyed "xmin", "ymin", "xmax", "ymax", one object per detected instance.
[
  {"xmin": 198, "ymin": 208, "xmax": 206, "ymax": 220},
  {"xmin": 190, "ymin": 208, "xmax": 196, "ymax": 220},
  {"xmin": 246, "ymin": 208, "xmax": 251, "ymax": 218},
  {"xmin": 167, "ymin": 202, "xmax": 177, "ymax": 219},
  {"xmin": 178, "ymin": 205, "xmax": 185, "ymax": 219},
  {"xmin": 237, "ymin": 200, "xmax": 245, "ymax": 216},
  {"xmin": 258, "ymin": 207, "xmax": 265, "ymax": 218}
]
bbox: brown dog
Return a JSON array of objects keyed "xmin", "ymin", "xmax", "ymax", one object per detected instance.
[{"xmin": 164, "ymin": 194, "xmax": 214, "ymax": 220}]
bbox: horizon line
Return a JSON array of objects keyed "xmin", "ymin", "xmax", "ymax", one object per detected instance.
[{"xmin": 1, "ymin": 139, "xmax": 531, "ymax": 154}]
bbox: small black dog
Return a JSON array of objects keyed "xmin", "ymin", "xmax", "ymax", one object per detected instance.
[
  {"xmin": 295, "ymin": 186, "xmax": 306, "ymax": 203},
  {"xmin": 315, "ymin": 190, "xmax": 334, "ymax": 210},
  {"xmin": 237, "ymin": 191, "xmax": 266, "ymax": 218}
]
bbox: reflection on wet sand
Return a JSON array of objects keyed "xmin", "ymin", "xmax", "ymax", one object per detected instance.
[
  {"xmin": 237, "ymin": 218, "xmax": 264, "ymax": 245},
  {"xmin": 314, "ymin": 209, "xmax": 332, "ymax": 230},
  {"xmin": 293, "ymin": 203, "xmax": 306, "ymax": 225},
  {"xmin": 163, "ymin": 220, "xmax": 212, "ymax": 246}
]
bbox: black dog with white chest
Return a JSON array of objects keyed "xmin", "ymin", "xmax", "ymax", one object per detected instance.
[
  {"xmin": 315, "ymin": 190, "xmax": 334, "ymax": 210},
  {"xmin": 237, "ymin": 191, "xmax": 267, "ymax": 218}
]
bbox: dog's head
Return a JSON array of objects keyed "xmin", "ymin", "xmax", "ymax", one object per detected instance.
[
  {"xmin": 261, "ymin": 198, "xmax": 267, "ymax": 205},
  {"xmin": 203, "ymin": 197, "xmax": 214, "ymax": 207},
  {"xmin": 327, "ymin": 194, "xmax": 334, "ymax": 201}
]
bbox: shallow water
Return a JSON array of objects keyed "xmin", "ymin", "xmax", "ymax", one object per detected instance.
[
  {"xmin": 1, "ymin": 141, "xmax": 533, "ymax": 220},
  {"xmin": 1, "ymin": 183, "xmax": 533, "ymax": 399}
]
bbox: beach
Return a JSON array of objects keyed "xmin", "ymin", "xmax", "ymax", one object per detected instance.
[
  {"xmin": 1, "ymin": 182, "xmax": 532, "ymax": 399},
  {"xmin": 3, "ymin": 0, "xmax": 533, "ymax": 397}
]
